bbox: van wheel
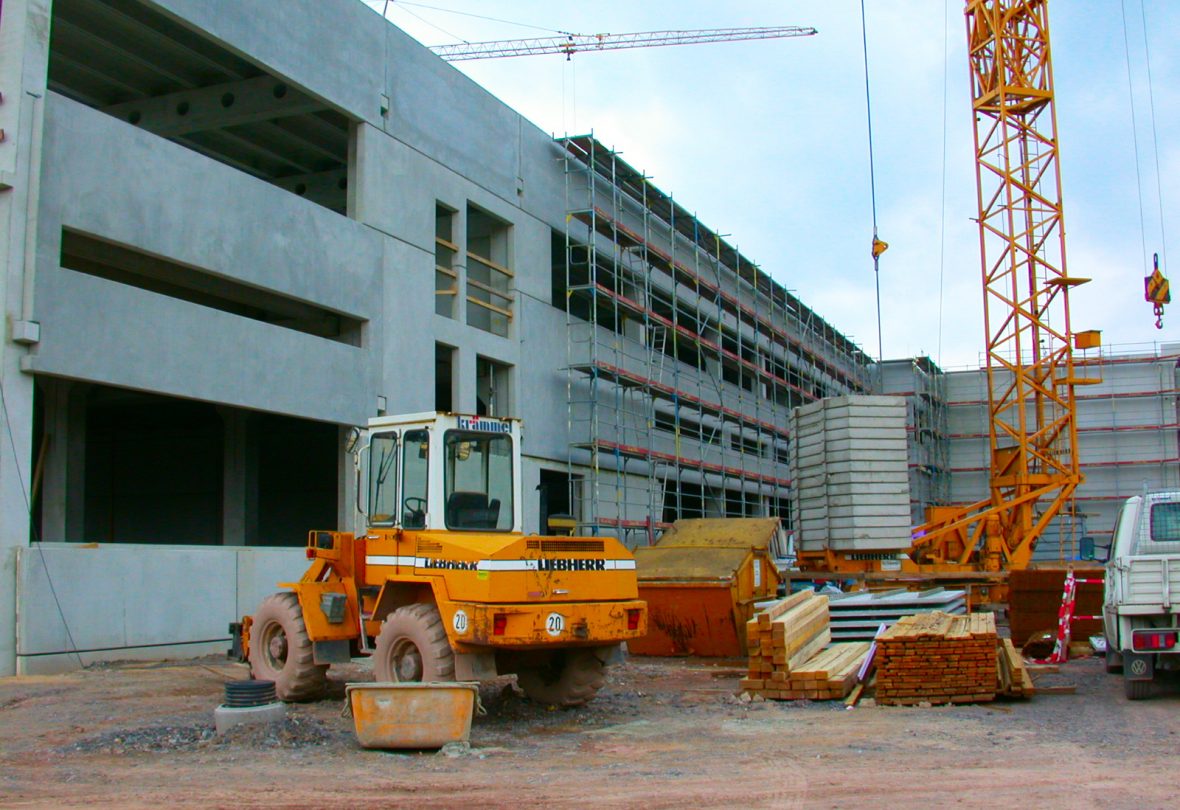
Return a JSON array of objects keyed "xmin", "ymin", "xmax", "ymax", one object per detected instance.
[
  {"xmin": 1105, "ymin": 645, "xmax": 1123, "ymax": 674},
  {"xmin": 248, "ymin": 592, "xmax": 328, "ymax": 701},
  {"xmin": 373, "ymin": 603, "xmax": 455, "ymax": 682},
  {"xmin": 1125, "ymin": 676, "xmax": 1151, "ymax": 700},
  {"xmin": 516, "ymin": 649, "xmax": 605, "ymax": 707}
]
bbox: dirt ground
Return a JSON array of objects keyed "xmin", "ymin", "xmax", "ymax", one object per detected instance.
[{"xmin": 1, "ymin": 651, "xmax": 1177, "ymax": 809}]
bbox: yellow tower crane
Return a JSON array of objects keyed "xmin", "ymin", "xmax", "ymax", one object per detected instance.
[
  {"xmin": 908, "ymin": 0, "xmax": 1096, "ymax": 580},
  {"xmin": 800, "ymin": 0, "xmax": 1098, "ymax": 601}
]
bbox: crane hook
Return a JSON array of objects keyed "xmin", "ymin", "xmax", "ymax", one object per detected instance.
[{"xmin": 1145, "ymin": 253, "xmax": 1170, "ymax": 330}]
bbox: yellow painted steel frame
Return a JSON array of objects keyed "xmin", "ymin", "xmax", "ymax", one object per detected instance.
[{"xmin": 912, "ymin": 0, "xmax": 1087, "ymax": 574}]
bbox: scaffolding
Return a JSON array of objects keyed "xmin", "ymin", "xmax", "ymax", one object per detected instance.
[
  {"xmin": 560, "ymin": 134, "xmax": 873, "ymax": 545},
  {"xmin": 943, "ymin": 343, "xmax": 1180, "ymax": 558}
]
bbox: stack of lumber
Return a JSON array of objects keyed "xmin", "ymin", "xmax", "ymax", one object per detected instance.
[
  {"xmin": 875, "ymin": 611, "xmax": 998, "ymax": 705},
  {"xmin": 740, "ymin": 591, "xmax": 872, "ymax": 700},
  {"xmin": 996, "ymin": 638, "xmax": 1035, "ymax": 698},
  {"xmin": 779, "ymin": 641, "xmax": 872, "ymax": 700}
]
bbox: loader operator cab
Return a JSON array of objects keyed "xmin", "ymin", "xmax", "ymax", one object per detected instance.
[{"xmin": 359, "ymin": 412, "xmax": 521, "ymax": 533}]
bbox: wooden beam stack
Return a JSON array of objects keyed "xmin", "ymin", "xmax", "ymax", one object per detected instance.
[
  {"xmin": 780, "ymin": 641, "xmax": 872, "ymax": 700},
  {"xmin": 875, "ymin": 611, "xmax": 998, "ymax": 705},
  {"xmin": 996, "ymin": 638, "xmax": 1035, "ymax": 698},
  {"xmin": 741, "ymin": 591, "xmax": 871, "ymax": 700},
  {"xmin": 741, "ymin": 591, "xmax": 829, "ymax": 693}
]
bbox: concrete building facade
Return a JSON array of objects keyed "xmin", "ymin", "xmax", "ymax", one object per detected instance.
[
  {"xmin": 0, "ymin": 0, "xmax": 871, "ymax": 674},
  {"xmin": 2, "ymin": 0, "xmax": 1171, "ymax": 676}
]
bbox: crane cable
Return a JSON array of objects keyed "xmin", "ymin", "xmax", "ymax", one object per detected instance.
[
  {"xmin": 380, "ymin": 0, "xmax": 565, "ymax": 39},
  {"xmin": 860, "ymin": 0, "xmax": 886, "ymax": 364},
  {"xmin": 1120, "ymin": 0, "xmax": 1170, "ymax": 328},
  {"xmin": 1140, "ymin": 1, "xmax": 1170, "ymax": 327},
  {"xmin": 1120, "ymin": 1, "xmax": 1150, "ymax": 282},
  {"xmin": 937, "ymin": 0, "xmax": 950, "ymax": 369}
]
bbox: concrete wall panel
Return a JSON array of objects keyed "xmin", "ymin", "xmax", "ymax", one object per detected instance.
[
  {"xmin": 385, "ymin": 28, "xmax": 522, "ymax": 202},
  {"xmin": 17, "ymin": 544, "xmax": 306, "ymax": 673},
  {"xmin": 234, "ymin": 548, "xmax": 314, "ymax": 618},
  {"xmin": 378, "ymin": 237, "xmax": 435, "ymax": 415},
  {"xmin": 27, "ymin": 270, "xmax": 371, "ymax": 425},
  {"xmin": 41, "ymin": 95, "xmax": 381, "ymax": 320}
]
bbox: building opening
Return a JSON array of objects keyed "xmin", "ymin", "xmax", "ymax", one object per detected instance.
[{"xmin": 35, "ymin": 382, "xmax": 338, "ymax": 546}]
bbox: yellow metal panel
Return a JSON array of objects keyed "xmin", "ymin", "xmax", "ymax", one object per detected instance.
[
  {"xmin": 635, "ymin": 545, "xmax": 749, "ymax": 582},
  {"xmin": 651, "ymin": 518, "xmax": 780, "ymax": 549},
  {"xmin": 296, "ymin": 580, "xmax": 359, "ymax": 641}
]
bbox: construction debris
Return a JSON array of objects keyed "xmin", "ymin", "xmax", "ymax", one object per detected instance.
[{"xmin": 875, "ymin": 611, "xmax": 998, "ymax": 706}]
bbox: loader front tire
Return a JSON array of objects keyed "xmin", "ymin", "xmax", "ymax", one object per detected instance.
[
  {"xmin": 515, "ymin": 649, "xmax": 605, "ymax": 707},
  {"xmin": 248, "ymin": 592, "xmax": 328, "ymax": 702},
  {"xmin": 373, "ymin": 603, "xmax": 455, "ymax": 683}
]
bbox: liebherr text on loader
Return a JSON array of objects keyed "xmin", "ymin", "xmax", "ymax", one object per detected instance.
[{"xmin": 232, "ymin": 412, "xmax": 647, "ymax": 706}]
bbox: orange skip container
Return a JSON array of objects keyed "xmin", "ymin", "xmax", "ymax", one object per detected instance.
[{"xmin": 346, "ymin": 682, "xmax": 478, "ymax": 749}]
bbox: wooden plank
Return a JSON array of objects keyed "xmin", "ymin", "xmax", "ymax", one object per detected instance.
[
  {"xmin": 754, "ymin": 590, "xmax": 814, "ymax": 628},
  {"xmin": 787, "ymin": 629, "xmax": 832, "ymax": 671}
]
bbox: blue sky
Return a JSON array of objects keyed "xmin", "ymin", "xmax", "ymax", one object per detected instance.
[{"xmin": 363, "ymin": 1, "xmax": 1178, "ymax": 368}]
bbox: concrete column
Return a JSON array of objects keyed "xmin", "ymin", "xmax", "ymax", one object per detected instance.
[
  {"xmin": 39, "ymin": 379, "xmax": 88, "ymax": 541},
  {"xmin": 337, "ymin": 425, "xmax": 359, "ymax": 533},
  {"xmin": 220, "ymin": 409, "xmax": 258, "ymax": 546},
  {"xmin": 0, "ymin": 0, "xmax": 53, "ymax": 675},
  {"xmin": 455, "ymin": 346, "xmax": 478, "ymax": 415}
]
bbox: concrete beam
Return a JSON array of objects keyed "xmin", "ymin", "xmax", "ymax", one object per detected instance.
[
  {"xmin": 103, "ymin": 76, "xmax": 322, "ymax": 138},
  {"xmin": 272, "ymin": 167, "xmax": 347, "ymax": 208}
]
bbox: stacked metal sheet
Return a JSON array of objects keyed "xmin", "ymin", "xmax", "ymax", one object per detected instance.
[
  {"xmin": 826, "ymin": 587, "xmax": 967, "ymax": 640},
  {"xmin": 790, "ymin": 395, "xmax": 912, "ymax": 553}
]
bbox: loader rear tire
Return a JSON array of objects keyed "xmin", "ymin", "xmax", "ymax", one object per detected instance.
[
  {"xmin": 516, "ymin": 649, "xmax": 605, "ymax": 707},
  {"xmin": 373, "ymin": 603, "xmax": 455, "ymax": 683},
  {"xmin": 248, "ymin": 592, "xmax": 328, "ymax": 701}
]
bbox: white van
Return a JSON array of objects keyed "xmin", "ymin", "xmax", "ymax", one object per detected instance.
[{"xmin": 1103, "ymin": 491, "xmax": 1180, "ymax": 700}]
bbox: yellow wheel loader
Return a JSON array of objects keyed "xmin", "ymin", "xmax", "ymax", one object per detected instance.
[{"xmin": 233, "ymin": 412, "xmax": 646, "ymax": 706}]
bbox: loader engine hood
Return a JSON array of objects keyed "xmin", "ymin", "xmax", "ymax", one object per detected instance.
[{"xmin": 408, "ymin": 531, "xmax": 639, "ymax": 604}]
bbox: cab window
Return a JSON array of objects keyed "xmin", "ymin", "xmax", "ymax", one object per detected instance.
[
  {"xmin": 443, "ymin": 430, "xmax": 513, "ymax": 531},
  {"xmin": 368, "ymin": 433, "xmax": 399, "ymax": 527},
  {"xmin": 402, "ymin": 430, "xmax": 429, "ymax": 529},
  {"xmin": 1150, "ymin": 502, "xmax": 1180, "ymax": 544}
]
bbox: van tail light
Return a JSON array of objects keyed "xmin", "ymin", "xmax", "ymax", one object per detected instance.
[
  {"xmin": 493, "ymin": 614, "xmax": 508, "ymax": 636},
  {"xmin": 1133, "ymin": 629, "xmax": 1178, "ymax": 651},
  {"xmin": 627, "ymin": 609, "xmax": 641, "ymax": 631}
]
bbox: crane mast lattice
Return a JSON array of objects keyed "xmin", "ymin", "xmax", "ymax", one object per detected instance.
[{"xmin": 911, "ymin": 0, "xmax": 1091, "ymax": 576}]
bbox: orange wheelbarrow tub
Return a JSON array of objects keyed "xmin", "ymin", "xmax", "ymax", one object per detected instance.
[{"xmin": 346, "ymin": 682, "xmax": 478, "ymax": 749}]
